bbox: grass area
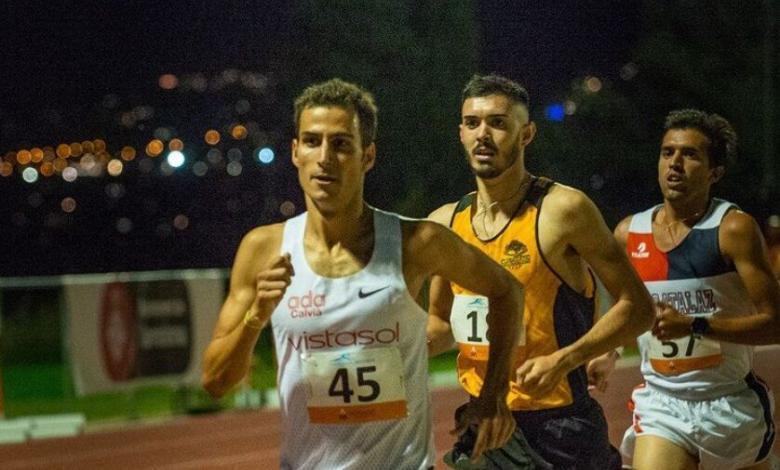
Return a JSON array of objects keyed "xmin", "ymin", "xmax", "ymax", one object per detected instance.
[
  {"xmin": 2, "ymin": 350, "xmax": 461, "ymax": 423},
  {"xmin": 2, "ymin": 348, "xmax": 629, "ymax": 423}
]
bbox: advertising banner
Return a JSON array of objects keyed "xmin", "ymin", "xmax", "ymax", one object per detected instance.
[{"xmin": 64, "ymin": 272, "xmax": 223, "ymax": 395}]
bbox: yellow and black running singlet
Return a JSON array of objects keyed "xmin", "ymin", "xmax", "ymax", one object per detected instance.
[{"xmin": 449, "ymin": 177, "xmax": 596, "ymax": 411}]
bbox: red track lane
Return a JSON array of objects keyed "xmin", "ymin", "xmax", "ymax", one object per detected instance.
[{"xmin": 1, "ymin": 348, "xmax": 778, "ymax": 469}]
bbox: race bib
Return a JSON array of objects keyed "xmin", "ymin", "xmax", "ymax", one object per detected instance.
[
  {"xmin": 450, "ymin": 294, "xmax": 525, "ymax": 361},
  {"xmin": 301, "ymin": 347, "xmax": 407, "ymax": 424},
  {"xmin": 648, "ymin": 334, "xmax": 722, "ymax": 375}
]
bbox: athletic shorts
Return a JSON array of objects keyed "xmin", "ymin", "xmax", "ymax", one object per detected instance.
[
  {"xmin": 621, "ymin": 374, "xmax": 776, "ymax": 470},
  {"xmin": 445, "ymin": 398, "xmax": 622, "ymax": 470}
]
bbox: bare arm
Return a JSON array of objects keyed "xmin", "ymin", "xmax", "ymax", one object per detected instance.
[
  {"xmin": 201, "ymin": 225, "xmax": 291, "ymax": 398},
  {"xmin": 405, "ymin": 218, "xmax": 523, "ymax": 457},
  {"xmin": 655, "ymin": 211, "xmax": 780, "ymax": 344},
  {"xmin": 425, "ymin": 203, "xmax": 457, "ymax": 356},
  {"xmin": 518, "ymin": 190, "xmax": 653, "ymax": 394}
]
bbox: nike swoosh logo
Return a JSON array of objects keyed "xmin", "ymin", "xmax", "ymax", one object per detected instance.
[{"xmin": 358, "ymin": 286, "xmax": 389, "ymax": 298}]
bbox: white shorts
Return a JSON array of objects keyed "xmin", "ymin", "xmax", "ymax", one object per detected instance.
[{"xmin": 621, "ymin": 374, "xmax": 775, "ymax": 470}]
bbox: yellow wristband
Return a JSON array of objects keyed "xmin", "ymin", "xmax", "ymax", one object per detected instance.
[{"xmin": 243, "ymin": 310, "xmax": 264, "ymax": 330}]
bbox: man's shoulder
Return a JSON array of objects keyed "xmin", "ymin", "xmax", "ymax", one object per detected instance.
[
  {"xmin": 542, "ymin": 183, "xmax": 595, "ymax": 217},
  {"xmin": 427, "ymin": 201, "xmax": 460, "ymax": 226},
  {"xmin": 240, "ymin": 222, "xmax": 286, "ymax": 252}
]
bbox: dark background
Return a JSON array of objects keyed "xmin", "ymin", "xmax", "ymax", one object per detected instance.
[{"xmin": 0, "ymin": 1, "xmax": 777, "ymax": 276}]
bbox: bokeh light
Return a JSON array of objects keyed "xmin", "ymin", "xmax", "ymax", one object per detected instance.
[
  {"xmin": 159, "ymin": 74, "xmax": 179, "ymax": 90},
  {"xmin": 256, "ymin": 147, "xmax": 275, "ymax": 164},
  {"xmin": 230, "ymin": 124, "xmax": 248, "ymax": 140},
  {"xmin": 62, "ymin": 166, "xmax": 78, "ymax": 182},
  {"xmin": 61, "ymin": 197, "xmax": 77, "ymax": 213},
  {"xmin": 120, "ymin": 146, "xmax": 137, "ymax": 161},
  {"xmin": 173, "ymin": 214, "xmax": 189, "ymax": 230},
  {"xmin": 22, "ymin": 167, "xmax": 39, "ymax": 183},
  {"xmin": 31, "ymin": 148, "xmax": 44, "ymax": 163},
  {"xmin": 226, "ymin": 161, "xmax": 243, "ymax": 176},
  {"xmin": 544, "ymin": 104, "xmax": 565, "ymax": 122},
  {"xmin": 192, "ymin": 161, "xmax": 208, "ymax": 176},
  {"xmin": 17, "ymin": 150, "xmax": 32, "ymax": 165},
  {"xmin": 107, "ymin": 159, "xmax": 124, "ymax": 176},
  {"xmin": 167, "ymin": 150, "xmax": 185, "ymax": 168},
  {"xmin": 146, "ymin": 139, "xmax": 164, "ymax": 157},
  {"xmin": 116, "ymin": 217, "xmax": 133, "ymax": 234},
  {"xmin": 204, "ymin": 130, "xmax": 221, "ymax": 145},
  {"xmin": 280, "ymin": 201, "xmax": 296, "ymax": 217},
  {"xmin": 56, "ymin": 144, "xmax": 71, "ymax": 159},
  {"xmin": 584, "ymin": 76, "xmax": 603, "ymax": 93},
  {"xmin": 168, "ymin": 138, "xmax": 184, "ymax": 151}
]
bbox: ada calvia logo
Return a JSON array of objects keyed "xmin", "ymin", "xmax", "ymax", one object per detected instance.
[
  {"xmin": 288, "ymin": 291, "xmax": 326, "ymax": 318},
  {"xmin": 631, "ymin": 241, "xmax": 650, "ymax": 259}
]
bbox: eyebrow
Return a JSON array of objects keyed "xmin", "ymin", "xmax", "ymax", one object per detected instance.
[
  {"xmin": 462, "ymin": 113, "xmax": 509, "ymax": 119},
  {"xmin": 300, "ymin": 131, "xmax": 355, "ymax": 138}
]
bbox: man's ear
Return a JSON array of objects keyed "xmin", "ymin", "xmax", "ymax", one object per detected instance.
[
  {"xmin": 521, "ymin": 121, "xmax": 537, "ymax": 146},
  {"xmin": 710, "ymin": 165, "xmax": 725, "ymax": 184},
  {"xmin": 291, "ymin": 139, "xmax": 300, "ymax": 168},
  {"xmin": 362, "ymin": 142, "xmax": 376, "ymax": 172}
]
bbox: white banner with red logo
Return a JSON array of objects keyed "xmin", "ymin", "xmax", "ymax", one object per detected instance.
[{"xmin": 64, "ymin": 271, "xmax": 224, "ymax": 395}]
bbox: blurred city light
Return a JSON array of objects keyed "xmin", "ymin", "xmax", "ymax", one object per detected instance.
[
  {"xmin": 167, "ymin": 150, "xmax": 185, "ymax": 168},
  {"xmin": 192, "ymin": 161, "xmax": 208, "ymax": 177},
  {"xmin": 584, "ymin": 76, "xmax": 603, "ymax": 93},
  {"xmin": 204, "ymin": 130, "xmax": 221, "ymax": 145},
  {"xmin": 226, "ymin": 161, "xmax": 243, "ymax": 176},
  {"xmin": 230, "ymin": 124, "xmax": 248, "ymax": 140},
  {"xmin": 61, "ymin": 197, "xmax": 77, "ymax": 213},
  {"xmin": 256, "ymin": 147, "xmax": 275, "ymax": 164},
  {"xmin": 159, "ymin": 74, "xmax": 179, "ymax": 90},
  {"xmin": 22, "ymin": 167, "xmax": 39, "ymax": 183},
  {"xmin": 107, "ymin": 159, "xmax": 124, "ymax": 176},
  {"xmin": 544, "ymin": 104, "xmax": 565, "ymax": 122},
  {"xmin": 62, "ymin": 166, "xmax": 78, "ymax": 182}
]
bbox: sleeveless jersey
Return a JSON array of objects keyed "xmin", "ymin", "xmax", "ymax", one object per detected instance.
[
  {"xmin": 449, "ymin": 177, "xmax": 596, "ymax": 411},
  {"xmin": 626, "ymin": 198, "xmax": 755, "ymax": 399},
  {"xmin": 270, "ymin": 209, "xmax": 435, "ymax": 469}
]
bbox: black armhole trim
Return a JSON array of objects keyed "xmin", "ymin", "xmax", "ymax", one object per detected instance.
[{"xmin": 450, "ymin": 193, "xmax": 475, "ymax": 228}]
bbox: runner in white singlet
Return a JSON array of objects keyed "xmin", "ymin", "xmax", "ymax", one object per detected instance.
[{"xmin": 202, "ymin": 79, "xmax": 525, "ymax": 469}]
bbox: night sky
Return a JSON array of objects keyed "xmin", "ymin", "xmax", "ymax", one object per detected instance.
[{"xmin": 0, "ymin": 1, "xmax": 641, "ymax": 276}]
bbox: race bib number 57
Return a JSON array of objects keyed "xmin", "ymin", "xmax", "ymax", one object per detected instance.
[
  {"xmin": 301, "ymin": 347, "xmax": 407, "ymax": 424},
  {"xmin": 450, "ymin": 294, "xmax": 525, "ymax": 361},
  {"xmin": 648, "ymin": 334, "xmax": 722, "ymax": 375}
]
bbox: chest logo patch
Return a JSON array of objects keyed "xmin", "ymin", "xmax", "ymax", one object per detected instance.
[{"xmin": 500, "ymin": 240, "xmax": 531, "ymax": 269}]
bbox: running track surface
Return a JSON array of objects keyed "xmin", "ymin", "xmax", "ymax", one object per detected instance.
[{"xmin": 2, "ymin": 349, "xmax": 779, "ymax": 469}]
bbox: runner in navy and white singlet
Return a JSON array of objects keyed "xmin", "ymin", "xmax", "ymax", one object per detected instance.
[{"xmin": 615, "ymin": 109, "xmax": 780, "ymax": 470}]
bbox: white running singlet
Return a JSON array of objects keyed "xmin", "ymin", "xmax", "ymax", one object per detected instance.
[{"xmin": 271, "ymin": 209, "xmax": 435, "ymax": 470}]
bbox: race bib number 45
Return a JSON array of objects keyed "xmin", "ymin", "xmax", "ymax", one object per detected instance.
[
  {"xmin": 301, "ymin": 347, "xmax": 407, "ymax": 424},
  {"xmin": 450, "ymin": 294, "xmax": 525, "ymax": 361},
  {"xmin": 648, "ymin": 334, "xmax": 722, "ymax": 376}
]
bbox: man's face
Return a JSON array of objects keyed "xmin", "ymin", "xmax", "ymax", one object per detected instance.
[
  {"xmin": 460, "ymin": 94, "xmax": 531, "ymax": 179},
  {"xmin": 292, "ymin": 105, "xmax": 375, "ymax": 211},
  {"xmin": 658, "ymin": 128, "xmax": 723, "ymax": 203}
]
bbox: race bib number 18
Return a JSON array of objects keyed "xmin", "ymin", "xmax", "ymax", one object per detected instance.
[
  {"xmin": 450, "ymin": 294, "xmax": 525, "ymax": 361},
  {"xmin": 648, "ymin": 334, "xmax": 722, "ymax": 375},
  {"xmin": 301, "ymin": 347, "xmax": 407, "ymax": 424}
]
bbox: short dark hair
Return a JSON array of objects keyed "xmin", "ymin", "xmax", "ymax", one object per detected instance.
[
  {"xmin": 663, "ymin": 109, "xmax": 737, "ymax": 168},
  {"xmin": 293, "ymin": 78, "xmax": 378, "ymax": 148},
  {"xmin": 462, "ymin": 74, "xmax": 530, "ymax": 109}
]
